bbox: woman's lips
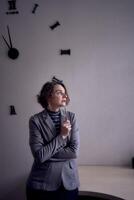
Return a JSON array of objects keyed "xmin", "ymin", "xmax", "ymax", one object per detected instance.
[{"xmin": 62, "ymin": 100, "xmax": 66, "ymax": 103}]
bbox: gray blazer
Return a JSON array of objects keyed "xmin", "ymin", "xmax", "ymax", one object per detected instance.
[{"xmin": 26, "ymin": 108, "xmax": 80, "ymax": 191}]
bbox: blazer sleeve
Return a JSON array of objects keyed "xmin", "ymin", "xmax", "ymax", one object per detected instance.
[
  {"xmin": 29, "ymin": 116, "xmax": 67, "ymax": 163},
  {"xmin": 50, "ymin": 113, "xmax": 80, "ymax": 160}
]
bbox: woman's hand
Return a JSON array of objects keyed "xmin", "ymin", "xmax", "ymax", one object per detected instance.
[{"xmin": 60, "ymin": 119, "xmax": 71, "ymax": 138}]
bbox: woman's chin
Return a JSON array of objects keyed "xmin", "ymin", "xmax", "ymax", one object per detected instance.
[{"xmin": 60, "ymin": 102, "xmax": 66, "ymax": 107}]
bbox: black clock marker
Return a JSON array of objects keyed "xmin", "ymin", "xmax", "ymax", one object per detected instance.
[
  {"xmin": 50, "ymin": 21, "xmax": 60, "ymax": 30},
  {"xmin": 60, "ymin": 49, "xmax": 71, "ymax": 55},
  {"xmin": 32, "ymin": 4, "xmax": 39, "ymax": 14},
  {"xmin": 9, "ymin": 105, "xmax": 17, "ymax": 115},
  {"xmin": 52, "ymin": 76, "xmax": 63, "ymax": 84},
  {"xmin": 8, "ymin": 0, "xmax": 16, "ymax": 10},
  {"xmin": 6, "ymin": 0, "xmax": 19, "ymax": 15}
]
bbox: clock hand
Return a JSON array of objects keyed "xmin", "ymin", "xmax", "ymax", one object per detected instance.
[
  {"xmin": 7, "ymin": 25, "xmax": 13, "ymax": 48},
  {"xmin": 2, "ymin": 26, "xmax": 19, "ymax": 59},
  {"xmin": 1, "ymin": 34, "xmax": 11, "ymax": 49}
]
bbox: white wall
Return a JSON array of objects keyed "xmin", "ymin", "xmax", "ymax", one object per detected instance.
[{"xmin": 0, "ymin": 0, "xmax": 134, "ymax": 199}]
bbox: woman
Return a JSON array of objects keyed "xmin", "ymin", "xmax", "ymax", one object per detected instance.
[{"xmin": 26, "ymin": 77, "xmax": 80, "ymax": 200}]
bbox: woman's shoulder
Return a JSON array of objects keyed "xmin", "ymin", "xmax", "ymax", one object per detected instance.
[
  {"xmin": 29, "ymin": 110, "xmax": 46, "ymax": 121},
  {"xmin": 66, "ymin": 110, "xmax": 77, "ymax": 122},
  {"xmin": 67, "ymin": 110, "xmax": 75, "ymax": 116}
]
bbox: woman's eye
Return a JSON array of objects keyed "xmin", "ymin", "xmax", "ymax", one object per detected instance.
[{"xmin": 58, "ymin": 92, "xmax": 65, "ymax": 96}]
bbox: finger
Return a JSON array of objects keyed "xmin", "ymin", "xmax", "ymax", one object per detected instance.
[
  {"xmin": 68, "ymin": 127, "xmax": 71, "ymax": 132},
  {"xmin": 64, "ymin": 121, "xmax": 71, "ymax": 126},
  {"xmin": 64, "ymin": 119, "xmax": 70, "ymax": 123},
  {"xmin": 67, "ymin": 125, "xmax": 71, "ymax": 130}
]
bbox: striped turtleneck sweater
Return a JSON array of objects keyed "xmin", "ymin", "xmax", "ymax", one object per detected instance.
[{"xmin": 47, "ymin": 109, "xmax": 61, "ymax": 134}]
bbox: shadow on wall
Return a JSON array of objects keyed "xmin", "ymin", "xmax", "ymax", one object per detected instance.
[{"xmin": 1, "ymin": 175, "xmax": 27, "ymax": 200}]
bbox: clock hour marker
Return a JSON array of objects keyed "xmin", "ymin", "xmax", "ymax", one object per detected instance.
[
  {"xmin": 6, "ymin": 0, "xmax": 19, "ymax": 15},
  {"xmin": 32, "ymin": 3, "xmax": 39, "ymax": 14},
  {"xmin": 52, "ymin": 76, "xmax": 63, "ymax": 84},
  {"xmin": 60, "ymin": 49, "xmax": 71, "ymax": 55},
  {"xmin": 50, "ymin": 21, "xmax": 61, "ymax": 30},
  {"xmin": 9, "ymin": 105, "xmax": 17, "ymax": 115}
]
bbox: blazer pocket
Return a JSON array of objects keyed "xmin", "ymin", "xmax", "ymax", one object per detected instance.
[{"xmin": 69, "ymin": 160, "xmax": 75, "ymax": 169}]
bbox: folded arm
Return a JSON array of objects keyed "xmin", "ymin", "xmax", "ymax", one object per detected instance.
[{"xmin": 50, "ymin": 113, "xmax": 80, "ymax": 160}]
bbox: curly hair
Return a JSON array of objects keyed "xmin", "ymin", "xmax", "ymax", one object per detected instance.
[{"xmin": 37, "ymin": 80, "xmax": 70, "ymax": 109}]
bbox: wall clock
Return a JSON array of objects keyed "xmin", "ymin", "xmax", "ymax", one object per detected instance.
[
  {"xmin": 1, "ymin": 0, "xmax": 72, "ymax": 115},
  {"xmin": 1, "ymin": 0, "xmax": 71, "ymax": 60}
]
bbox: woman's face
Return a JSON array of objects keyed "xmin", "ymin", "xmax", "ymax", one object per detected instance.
[{"xmin": 48, "ymin": 84, "xmax": 67, "ymax": 108}]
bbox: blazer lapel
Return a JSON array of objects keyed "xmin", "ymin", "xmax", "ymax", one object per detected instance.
[
  {"xmin": 60, "ymin": 107, "xmax": 68, "ymax": 123},
  {"xmin": 42, "ymin": 108, "xmax": 69, "ymax": 139},
  {"xmin": 42, "ymin": 109, "xmax": 57, "ymax": 137},
  {"xmin": 60, "ymin": 108, "xmax": 71, "ymax": 141}
]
